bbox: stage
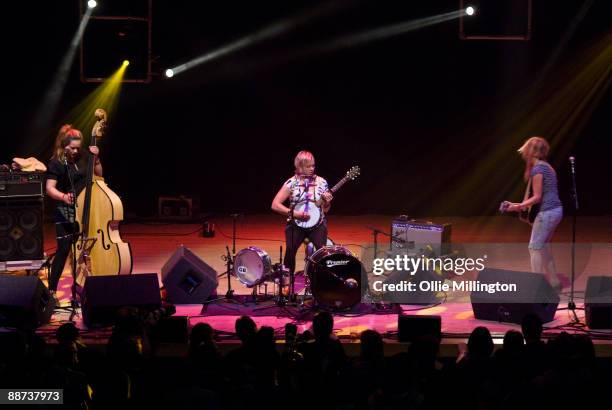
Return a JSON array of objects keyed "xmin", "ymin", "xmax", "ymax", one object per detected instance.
[{"xmin": 35, "ymin": 214, "xmax": 612, "ymax": 356}]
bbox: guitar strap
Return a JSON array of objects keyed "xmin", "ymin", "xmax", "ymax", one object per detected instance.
[
  {"xmin": 523, "ymin": 177, "xmax": 532, "ymax": 203},
  {"xmin": 518, "ymin": 177, "xmax": 533, "ymax": 224}
]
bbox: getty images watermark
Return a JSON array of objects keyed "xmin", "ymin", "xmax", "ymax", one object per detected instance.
[
  {"xmin": 357, "ymin": 242, "xmax": 600, "ymax": 304},
  {"xmin": 369, "ymin": 254, "xmax": 518, "ymax": 294}
]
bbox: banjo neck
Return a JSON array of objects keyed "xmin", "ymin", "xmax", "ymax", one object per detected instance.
[{"xmin": 329, "ymin": 174, "xmax": 352, "ymax": 194}]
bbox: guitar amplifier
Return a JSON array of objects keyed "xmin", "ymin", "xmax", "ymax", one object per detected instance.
[
  {"xmin": 0, "ymin": 172, "xmax": 44, "ymax": 198},
  {"xmin": 391, "ymin": 216, "xmax": 451, "ymax": 256}
]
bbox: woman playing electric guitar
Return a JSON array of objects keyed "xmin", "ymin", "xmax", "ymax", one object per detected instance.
[{"xmin": 500, "ymin": 136, "xmax": 564, "ymax": 290}]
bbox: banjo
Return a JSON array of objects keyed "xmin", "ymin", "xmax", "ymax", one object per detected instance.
[{"xmin": 291, "ymin": 166, "xmax": 360, "ymax": 229}]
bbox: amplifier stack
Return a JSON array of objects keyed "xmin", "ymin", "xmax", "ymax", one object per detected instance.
[{"xmin": 0, "ymin": 171, "xmax": 45, "ymax": 271}]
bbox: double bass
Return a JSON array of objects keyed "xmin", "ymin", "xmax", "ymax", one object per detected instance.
[{"xmin": 75, "ymin": 108, "xmax": 132, "ymax": 286}]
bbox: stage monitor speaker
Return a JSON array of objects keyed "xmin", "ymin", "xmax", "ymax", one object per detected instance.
[
  {"xmin": 398, "ymin": 314, "xmax": 441, "ymax": 342},
  {"xmin": 0, "ymin": 275, "xmax": 55, "ymax": 329},
  {"xmin": 82, "ymin": 273, "xmax": 161, "ymax": 328},
  {"xmin": 161, "ymin": 245, "xmax": 218, "ymax": 304},
  {"xmin": 470, "ymin": 268, "xmax": 559, "ymax": 324},
  {"xmin": 585, "ymin": 276, "xmax": 612, "ymax": 329},
  {"xmin": 0, "ymin": 198, "xmax": 44, "ymax": 261}
]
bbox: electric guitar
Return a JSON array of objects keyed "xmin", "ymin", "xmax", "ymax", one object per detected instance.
[
  {"xmin": 292, "ymin": 166, "xmax": 360, "ymax": 229},
  {"xmin": 499, "ymin": 177, "xmax": 539, "ymax": 225}
]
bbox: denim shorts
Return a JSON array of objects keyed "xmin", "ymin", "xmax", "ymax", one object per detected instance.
[{"xmin": 528, "ymin": 206, "xmax": 563, "ymax": 250}]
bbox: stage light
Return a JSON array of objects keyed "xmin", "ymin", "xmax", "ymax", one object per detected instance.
[
  {"xmin": 122, "ymin": 60, "xmax": 130, "ymax": 66},
  {"xmin": 87, "ymin": 0, "xmax": 97, "ymax": 9},
  {"xmin": 465, "ymin": 6, "xmax": 476, "ymax": 16},
  {"xmin": 165, "ymin": 68, "xmax": 174, "ymax": 78},
  {"xmin": 64, "ymin": 62, "xmax": 129, "ymax": 134}
]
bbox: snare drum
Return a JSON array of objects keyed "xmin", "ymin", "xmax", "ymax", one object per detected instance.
[
  {"xmin": 305, "ymin": 245, "xmax": 364, "ymax": 309},
  {"xmin": 234, "ymin": 246, "xmax": 272, "ymax": 287}
]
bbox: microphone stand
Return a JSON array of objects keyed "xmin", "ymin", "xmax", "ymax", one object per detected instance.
[
  {"xmin": 57, "ymin": 158, "xmax": 81, "ymax": 321},
  {"xmin": 365, "ymin": 225, "xmax": 409, "ymax": 259},
  {"xmin": 364, "ymin": 226, "xmax": 410, "ymax": 311},
  {"xmin": 288, "ymin": 180, "xmax": 309, "ymax": 303},
  {"xmin": 567, "ymin": 157, "xmax": 580, "ymax": 323},
  {"xmin": 201, "ymin": 214, "xmax": 244, "ymax": 312},
  {"xmin": 254, "ymin": 246, "xmax": 296, "ymax": 315}
]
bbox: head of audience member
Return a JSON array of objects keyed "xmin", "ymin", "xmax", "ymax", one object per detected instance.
[
  {"xmin": 360, "ymin": 330, "xmax": 384, "ymax": 361},
  {"xmin": 312, "ymin": 311, "xmax": 334, "ymax": 341},
  {"xmin": 235, "ymin": 315, "xmax": 257, "ymax": 344},
  {"xmin": 502, "ymin": 330, "xmax": 525, "ymax": 355},
  {"xmin": 467, "ymin": 326, "xmax": 494, "ymax": 360},
  {"xmin": 190, "ymin": 323, "xmax": 215, "ymax": 348},
  {"xmin": 257, "ymin": 326, "xmax": 275, "ymax": 344},
  {"xmin": 56, "ymin": 323, "xmax": 80, "ymax": 345}
]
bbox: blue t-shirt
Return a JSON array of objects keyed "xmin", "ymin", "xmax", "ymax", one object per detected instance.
[{"xmin": 530, "ymin": 161, "xmax": 562, "ymax": 212}]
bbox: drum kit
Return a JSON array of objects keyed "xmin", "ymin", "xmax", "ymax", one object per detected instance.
[{"xmin": 232, "ymin": 242, "xmax": 365, "ymax": 310}]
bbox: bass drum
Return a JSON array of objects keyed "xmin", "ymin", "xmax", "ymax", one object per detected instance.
[
  {"xmin": 234, "ymin": 246, "xmax": 272, "ymax": 287},
  {"xmin": 305, "ymin": 237, "xmax": 335, "ymax": 259},
  {"xmin": 305, "ymin": 245, "xmax": 363, "ymax": 310}
]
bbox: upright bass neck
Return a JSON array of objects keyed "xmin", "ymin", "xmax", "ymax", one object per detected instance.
[{"xmin": 81, "ymin": 109, "xmax": 107, "ymax": 237}]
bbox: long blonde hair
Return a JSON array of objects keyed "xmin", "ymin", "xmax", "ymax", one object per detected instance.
[
  {"xmin": 518, "ymin": 136, "xmax": 550, "ymax": 181},
  {"xmin": 52, "ymin": 125, "xmax": 83, "ymax": 161}
]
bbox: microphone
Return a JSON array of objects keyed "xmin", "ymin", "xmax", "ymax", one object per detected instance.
[
  {"xmin": 569, "ymin": 156, "xmax": 576, "ymax": 172},
  {"xmin": 568, "ymin": 156, "xmax": 579, "ymax": 210}
]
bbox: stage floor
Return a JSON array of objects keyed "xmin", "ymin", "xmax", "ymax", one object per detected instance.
[{"xmin": 32, "ymin": 214, "xmax": 612, "ymax": 356}]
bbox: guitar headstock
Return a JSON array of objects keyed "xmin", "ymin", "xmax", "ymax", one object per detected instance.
[
  {"xmin": 91, "ymin": 108, "xmax": 108, "ymax": 139},
  {"xmin": 345, "ymin": 166, "xmax": 360, "ymax": 180}
]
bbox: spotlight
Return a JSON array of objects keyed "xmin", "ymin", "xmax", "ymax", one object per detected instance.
[
  {"xmin": 87, "ymin": 0, "xmax": 97, "ymax": 9},
  {"xmin": 122, "ymin": 60, "xmax": 130, "ymax": 66},
  {"xmin": 165, "ymin": 69, "xmax": 174, "ymax": 78},
  {"xmin": 465, "ymin": 6, "xmax": 476, "ymax": 16}
]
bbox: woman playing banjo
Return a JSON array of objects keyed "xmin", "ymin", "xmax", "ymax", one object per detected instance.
[{"xmin": 271, "ymin": 150, "xmax": 333, "ymax": 281}]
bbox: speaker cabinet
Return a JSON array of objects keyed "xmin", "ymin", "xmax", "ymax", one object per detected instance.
[
  {"xmin": 0, "ymin": 275, "xmax": 55, "ymax": 328},
  {"xmin": 585, "ymin": 276, "xmax": 612, "ymax": 329},
  {"xmin": 161, "ymin": 245, "xmax": 218, "ymax": 304},
  {"xmin": 0, "ymin": 198, "xmax": 44, "ymax": 261},
  {"xmin": 470, "ymin": 268, "xmax": 559, "ymax": 324},
  {"xmin": 391, "ymin": 217, "xmax": 451, "ymax": 256},
  {"xmin": 82, "ymin": 273, "xmax": 161, "ymax": 328},
  {"xmin": 398, "ymin": 314, "xmax": 442, "ymax": 342}
]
